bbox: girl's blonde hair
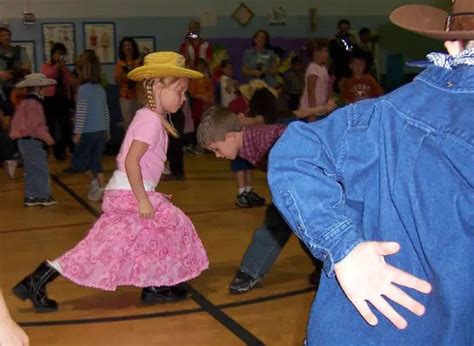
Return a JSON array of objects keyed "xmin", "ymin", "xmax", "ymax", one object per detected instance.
[
  {"xmin": 77, "ymin": 50, "xmax": 102, "ymax": 84},
  {"xmin": 143, "ymin": 77, "xmax": 182, "ymax": 137}
]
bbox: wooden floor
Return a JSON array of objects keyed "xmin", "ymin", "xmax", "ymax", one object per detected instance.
[{"xmin": 0, "ymin": 153, "xmax": 316, "ymax": 345}]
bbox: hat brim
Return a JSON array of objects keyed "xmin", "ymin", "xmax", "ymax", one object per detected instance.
[
  {"xmin": 128, "ymin": 65, "xmax": 203, "ymax": 81},
  {"xmin": 390, "ymin": 4, "xmax": 474, "ymax": 41},
  {"xmin": 15, "ymin": 79, "xmax": 57, "ymax": 88}
]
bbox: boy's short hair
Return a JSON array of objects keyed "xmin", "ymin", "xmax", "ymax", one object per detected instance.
[{"xmin": 197, "ymin": 107, "xmax": 243, "ymax": 148}]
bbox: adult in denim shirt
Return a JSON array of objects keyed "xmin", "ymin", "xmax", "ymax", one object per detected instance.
[{"xmin": 268, "ymin": 1, "xmax": 473, "ymax": 344}]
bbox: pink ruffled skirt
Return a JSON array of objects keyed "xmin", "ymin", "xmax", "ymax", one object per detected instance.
[{"xmin": 58, "ymin": 190, "xmax": 209, "ymax": 291}]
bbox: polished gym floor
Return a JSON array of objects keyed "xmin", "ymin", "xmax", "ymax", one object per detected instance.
[{"xmin": 0, "ymin": 154, "xmax": 316, "ymax": 345}]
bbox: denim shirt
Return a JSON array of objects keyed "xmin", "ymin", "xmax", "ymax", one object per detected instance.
[{"xmin": 268, "ymin": 65, "xmax": 474, "ymax": 345}]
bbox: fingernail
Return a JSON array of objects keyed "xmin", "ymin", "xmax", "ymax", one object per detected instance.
[{"xmin": 398, "ymin": 320, "xmax": 408, "ymax": 329}]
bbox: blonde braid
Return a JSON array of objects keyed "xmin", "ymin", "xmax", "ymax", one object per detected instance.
[{"xmin": 143, "ymin": 79, "xmax": 179, "ymax": 138}]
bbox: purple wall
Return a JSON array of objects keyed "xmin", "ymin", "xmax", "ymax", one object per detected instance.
[{"xmin": 208, "ymin": 37, "xmax": 309, "ymax": 82}]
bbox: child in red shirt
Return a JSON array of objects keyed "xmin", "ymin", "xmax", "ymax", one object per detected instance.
[{"xmin": 341, "ymin": 53, "xmax": 383, "ymax": 104}]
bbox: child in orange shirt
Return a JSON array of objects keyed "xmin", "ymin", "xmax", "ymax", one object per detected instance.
[
  {"xmin": 341, "ymin": 53, "xmax": 383, "ymax": 104},
  {"xmin": 188, "ymin": 58, "xmax": 213, "ymax": 126}
]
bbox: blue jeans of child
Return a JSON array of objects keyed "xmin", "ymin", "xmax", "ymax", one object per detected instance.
[
  {"xmin": 18, "ymin": 139, "xmax": 51, "ymax": 199},
  {"xmin": 71, "ymin": 131, "xmax": 107, "ymax": 173},
  {"xmin": 240, "ymin": 203, "xmax": 318, "ymax": 279}
]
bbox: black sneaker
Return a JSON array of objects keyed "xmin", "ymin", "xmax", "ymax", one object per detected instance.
[
  {"xmin": 229, "ymin": 270, "xmax": 261, "ymax": 294},
  {"xmin": 24, "ymin": 197, "xmax": 41, "ymax": 207},
  {"xmin": 141, "ymin": 285, "xmax": 188, "ymax": 304},
  {"xmin": 236, "ymin": 192, "xmax": 252, "ymax": 208},
  {"xmin": 246, "ymin": 190, "xmax": 266, "ymax": 206},
  {"xmin": 38, "ymin": 196, "xmax": 57, "ymax": 207}
]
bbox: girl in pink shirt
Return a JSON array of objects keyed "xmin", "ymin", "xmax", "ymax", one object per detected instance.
[
  {"xmin": 13, "ymin": 52, "xmax": 209, "ymax": 312},
  {"xmin": 300, "ymin": 39, "xmax": 332, "ymax": 122}
]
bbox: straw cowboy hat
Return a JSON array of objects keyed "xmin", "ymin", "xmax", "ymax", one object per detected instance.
[
  {"xmin": 239, "ymin": 79, "xmax": 278, "ymax": 100},
  {"xmin": 128, "ymin": 51, "xmax": 203, "ymax": 81},
  {"xmin": 15, "ymin": 73, "xmax": 57, "ymax": 88},
  {"xmin": 390, "ymin": 0, "xmax": 474, "ymax": 40}
]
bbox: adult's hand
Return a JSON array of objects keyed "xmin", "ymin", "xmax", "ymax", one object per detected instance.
[{"xmin": 334, "ymin": 241, "xmax": 432, "ymax": 329}]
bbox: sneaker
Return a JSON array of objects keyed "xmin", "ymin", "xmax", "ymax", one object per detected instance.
[
  {"xmin": 38, "ymin": 196, "xmax": 57, "ymax": 207},
  {"xmin": 4, "ymin": 160, "xmax": 17, "ymax": 179},
  {"xmin": 24, "ymin": 197, "xmax": 42, "ymax": 207},
  {"xmin": 246, "ymin": 190, "xmax": 266, "ymax": 206},
  {"xmin": 229, "ymin": 271, "xmax": 261, "ymax": 294},
  {"xmin": 236, "ymin": 192, "xmax": 252, "ymax": 208},
  {"xmin": 162, "ymin": 166, "xmax": 172, "ymax": 176},
  {"xmin": 88, "ymin": 188, "xmax": 104, "ymax": 202},
  {"xmin": 87, "ymin": 182, "xmax": 104, "ymax": 202}
]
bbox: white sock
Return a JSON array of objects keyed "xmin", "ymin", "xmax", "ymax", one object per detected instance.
[
  {"xmin": 238, "ymin": 188, "xmax": 246, "ymax": 195},
  {"xmin": 47, "ymin": 259, "xmax": 63, "ymax": 273},
  {"xmin": 245, "ymin": 186, "xmax": 253, "ymax": 193}
]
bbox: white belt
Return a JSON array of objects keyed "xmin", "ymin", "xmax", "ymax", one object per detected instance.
[{"xmin": 105, "ymin": 170, "xmax": 157, "ymax": 192}]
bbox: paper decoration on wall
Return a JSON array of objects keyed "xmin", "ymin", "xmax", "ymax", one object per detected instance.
[
  {"xmin": 200, "ymin": 10, "xmax": 217, "ymax": 27},
  {"xmin": 232, "ymin": 2, "xmax": 254, "ymax": 27},
  {"xmin": 42, "ymin": 23, "xmax": 76, "ymax": 65},
  {"xmin": 268, "ymin": 6, "xmax": 287, "ymax": 25},
  {"xmin": 83, "ymin": 22, "xmax": 116, "ymax": 64}
]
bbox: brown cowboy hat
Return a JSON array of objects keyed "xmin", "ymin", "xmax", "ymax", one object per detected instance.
[{"xmin": 390, "ymin": 0, "xmax": 474, "ymax": 41}]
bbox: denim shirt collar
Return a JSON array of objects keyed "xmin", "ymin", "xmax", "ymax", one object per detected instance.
[{"xmin": 415, "ymin": 63, "xmax": 474, "ymax": 92}]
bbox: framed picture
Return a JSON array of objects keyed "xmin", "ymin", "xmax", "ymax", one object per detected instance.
[
  {"xmin": 83, "ymin": 22, "xmax": 116, "ymax": 64},
  {"xmin": 132, "ymin": 36, "xmax": 156, "ymax": 59},
  {"xmin": 268, "ymin": 6, "xmax": 287, "ymax": 25},
  {"xmin": 11, "ymin": 41, "xmax": 36, "ymax": 72},
  {"xmin": 232, "ymin": 2, "xmax": 254, "ymax": 27},
  {"xmin": 41, "ymin": 23, "xmax": 76, "ymax": 65}
]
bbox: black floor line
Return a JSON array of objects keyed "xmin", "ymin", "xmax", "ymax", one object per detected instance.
[
  {"xmin": 19, "ymin": 307, "xmax": 203, "ymax": 328},
  {"xmin": 49, "ymin": 174, "xmax": 264, "ymax": 344},
  {"xmin": 186, "ymin": 284, "xmax": 264, "ymax": 345}
]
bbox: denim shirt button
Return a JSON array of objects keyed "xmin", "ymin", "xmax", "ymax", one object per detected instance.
[{"xmin": 447, "ymin": 81, "xmax": 454, "ymax": 87}]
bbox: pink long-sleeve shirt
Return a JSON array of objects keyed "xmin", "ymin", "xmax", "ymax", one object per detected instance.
[
  {"xmin": 40, "ymin": 62, "xmax": 71, "ymax": 97},
  {"xmin": 9, "ymin": 95, "xmax": 53, "ymax": 143}
]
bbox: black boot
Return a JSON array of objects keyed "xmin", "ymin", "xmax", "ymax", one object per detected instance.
[
  {"xmin": 12, "ymin": 261, "xmax": 60, "ymax": 313},
  {"xmin": 141, "ymin": 285, "xmax": 188, "ymax": 304}
]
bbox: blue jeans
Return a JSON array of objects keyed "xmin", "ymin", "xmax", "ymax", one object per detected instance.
[
  {"xmin": 71, "ymin": 131, "xmax": 106, "ymax": 173},
  {"xmin": 18, "ymin": 139, "xmax": 51, "ymax": 199},
  {"xmin": 240, "ymin": 203, "xmax": 318, "ymax": 279}
]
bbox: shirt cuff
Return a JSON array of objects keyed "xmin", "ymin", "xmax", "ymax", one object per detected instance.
[{"xmin": 309, "ymin": 220, "xmax": 364, "ymax": 277}]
